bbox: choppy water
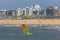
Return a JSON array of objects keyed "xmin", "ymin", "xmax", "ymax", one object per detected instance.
[{"xmin": 0, "ymin": 25, "xmax": 60, "ymax": 40}]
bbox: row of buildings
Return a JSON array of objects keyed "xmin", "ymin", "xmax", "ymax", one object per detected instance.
[{"xmin": 0, "ymin": 4, "xmax": 60, "ymax": 19}]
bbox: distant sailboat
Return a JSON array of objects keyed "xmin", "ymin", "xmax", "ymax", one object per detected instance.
[{"xmin": 22, "ymin": 24, "xmax": 32, "ymax": 35}]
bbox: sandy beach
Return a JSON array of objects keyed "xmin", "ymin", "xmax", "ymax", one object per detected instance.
[{"xmin": 0, "ymin": 19, "xmax": 60, "ymax": 25}]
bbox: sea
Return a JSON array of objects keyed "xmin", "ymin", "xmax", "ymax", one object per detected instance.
[{"xmin": 0, "ymin": 24, "xmax": 60, "ymax": 40}]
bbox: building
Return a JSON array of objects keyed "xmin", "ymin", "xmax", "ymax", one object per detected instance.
[
  {"xmin": 25, "ymin": 7, "xmax": 29, "ymax": 17},
  {"xmin": 29, "ymin": 6, "xmax": 33, "ymax": 17},
  {"xmin": 42, "ymin": 10, "xmax": 47, "ymax": 17},
  {"xmin": 22, "ymin": 8, "xmax": 26, "ymax": 18},
  {"xmin": 46, "ymin": 6, "xmax": 60, "ymax": 18},
  {"xmin": 22, "ymin": 7, "xmax": 31, "ymax": 18},
  {"xmin": 17, "ymin": 8, "xmax": 22, "ymax": 17},
  {"xmin": 33, "ymin": 9, "xmax": 37, "ymax": 17},
  {"xmin": 39, "ymin": 10, "xmax": 46, "ymax": 18},
  {"xmin": 53, "ymin": 9, "xmax": 60, "ymax": 17},
  {"xmin": 0, "ymin": 9, "xmax": 8, "ymax": 18},
  {"xmin": 0, "ymin": 11, "xmax": 3, "ymax": 17},
  {"xmin": 46, "ymin": 6, "xmax": 55, "ymax": 17},
  {"xmin": 8, "ymin": 9, "xmax": 16, "ymax": 18},
  {"xmin": 46, "ymin": 6, "xmax": 53, "ymax": 17},
  {"xmin": 33, "ymin": 4, "xmax": 42, "ymax": 18}
]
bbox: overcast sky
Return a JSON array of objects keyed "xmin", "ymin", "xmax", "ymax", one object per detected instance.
[{"xmin": 0, "ymin": 0, "xmax": 59, "ymax": 10}]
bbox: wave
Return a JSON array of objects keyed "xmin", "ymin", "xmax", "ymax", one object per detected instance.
[
  {"xmin": 47, "ymin": 25, "xmax": 60, "ymax": 29},
  {"xmin": 0, "ymin": 25, "xmax": 21, "ymax": 27},
  {"xmin": 0, "ymin": 33, "xmax": 16, "ymax": 35}
]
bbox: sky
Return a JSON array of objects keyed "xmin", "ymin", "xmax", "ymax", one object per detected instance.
[{"xmin": 0, "ymin": 0, "xmax": 60, "ymax": 10}]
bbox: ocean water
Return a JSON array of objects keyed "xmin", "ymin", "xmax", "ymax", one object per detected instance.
[{"xmin": 0, "ymin": 25, "xmax": 60, "ymax": 40}]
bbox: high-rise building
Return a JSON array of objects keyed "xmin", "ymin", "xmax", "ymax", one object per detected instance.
[
  {"xmin": 53, "ymin": 9, "xmax": 60, "ymax": 17},
  {"xmin": 0, "ymin": 11, "xmax": 3, "ymax": 16},
  {"xmin": 29, "ymin": 7, "xmax": 33, "ymax": 17},
  {"xmin": 22, "ymin": 7, "xmax": 30, "ymax": 18},
  {"xmin": 22, "ymin": 9, "xmax": 26, "ymax": 17},
  {"xmin": 42, "ymin": 10, "xmax": 47, "ymax": 17},
  {"xmin": 38, "ymin": 10, "xmax": 46, "ymax": 18},
  {"xmin": 25, "ymin": 7, "xmax": 29, "ymax": 17},
  {"xmin": 1, "ymin": 9, "xmax": 8, "ymax": 18},
  {"xmin": 46, "ymin": 6, "xmax": 59, "ymax": 17},
  {"xmin": 17, "ymin": 8, "xmax": 22, "ymax": 17},
  {"xmin": 33, "ymin": 4, "xmax": 41, "ymax": 18},
  {"xmin": 34, "ymin": 4, "xmax": 41, "ymax": 11},
  {"xmin": 46, "ymin": 6, "xmax": 54, "ymax": 17},
  {"xmin": 33, "ymin": 9, "xmax": 37, "ymax": 16},
  {"xmin": 8, "ymin": 10, "xmax": 16, "ymax": 16}
]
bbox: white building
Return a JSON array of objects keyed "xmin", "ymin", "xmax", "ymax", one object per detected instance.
[
  {"xmin": 17, "ymin": 8, "xmax": 22, "ymax": 16},
  {"xmin": 28, "ymin": 5, "xmax": 34, "ymax": 17},
  {"xmin": 25, "ymin": 7, "xmax": 29, "ymax": 17},
  {"xmin": 1, "ymin": 9, "xmax": 8, "ymax": 18},
  {"xmin": 34, "ymin": 4, "xmax": 41, "ymax": 15},
  {"xmin": 34, "ymin": 4, "xmax": 41, "ymax": 11},
  {"xmin": 22, "ymin": 7, "xmax": 30, "ymax": 18},
  {"xmin": 33, "ymin": 4, "xmax": 41, "ymax": 17},
  {"xmin": 22, "ymin": 8, "xmax": 26, "ymax": 17},
  {"xmin": 29, "ymin": 7, "xmax": 33, "ymax": 17}
]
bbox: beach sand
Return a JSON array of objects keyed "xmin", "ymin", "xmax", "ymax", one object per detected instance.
[{"xmin": 0, "ymin": 19, "xmax": 60, "ymax": 25}]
